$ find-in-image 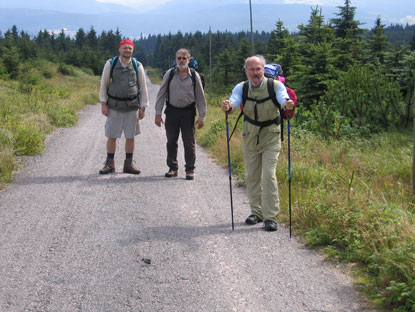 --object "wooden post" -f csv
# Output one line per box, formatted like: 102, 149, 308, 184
249, 0, 254, 55
209, 26, 212, 100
